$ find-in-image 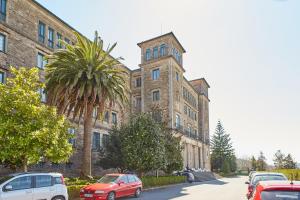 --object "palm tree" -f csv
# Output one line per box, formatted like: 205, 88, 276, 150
45, 31, 128, 177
